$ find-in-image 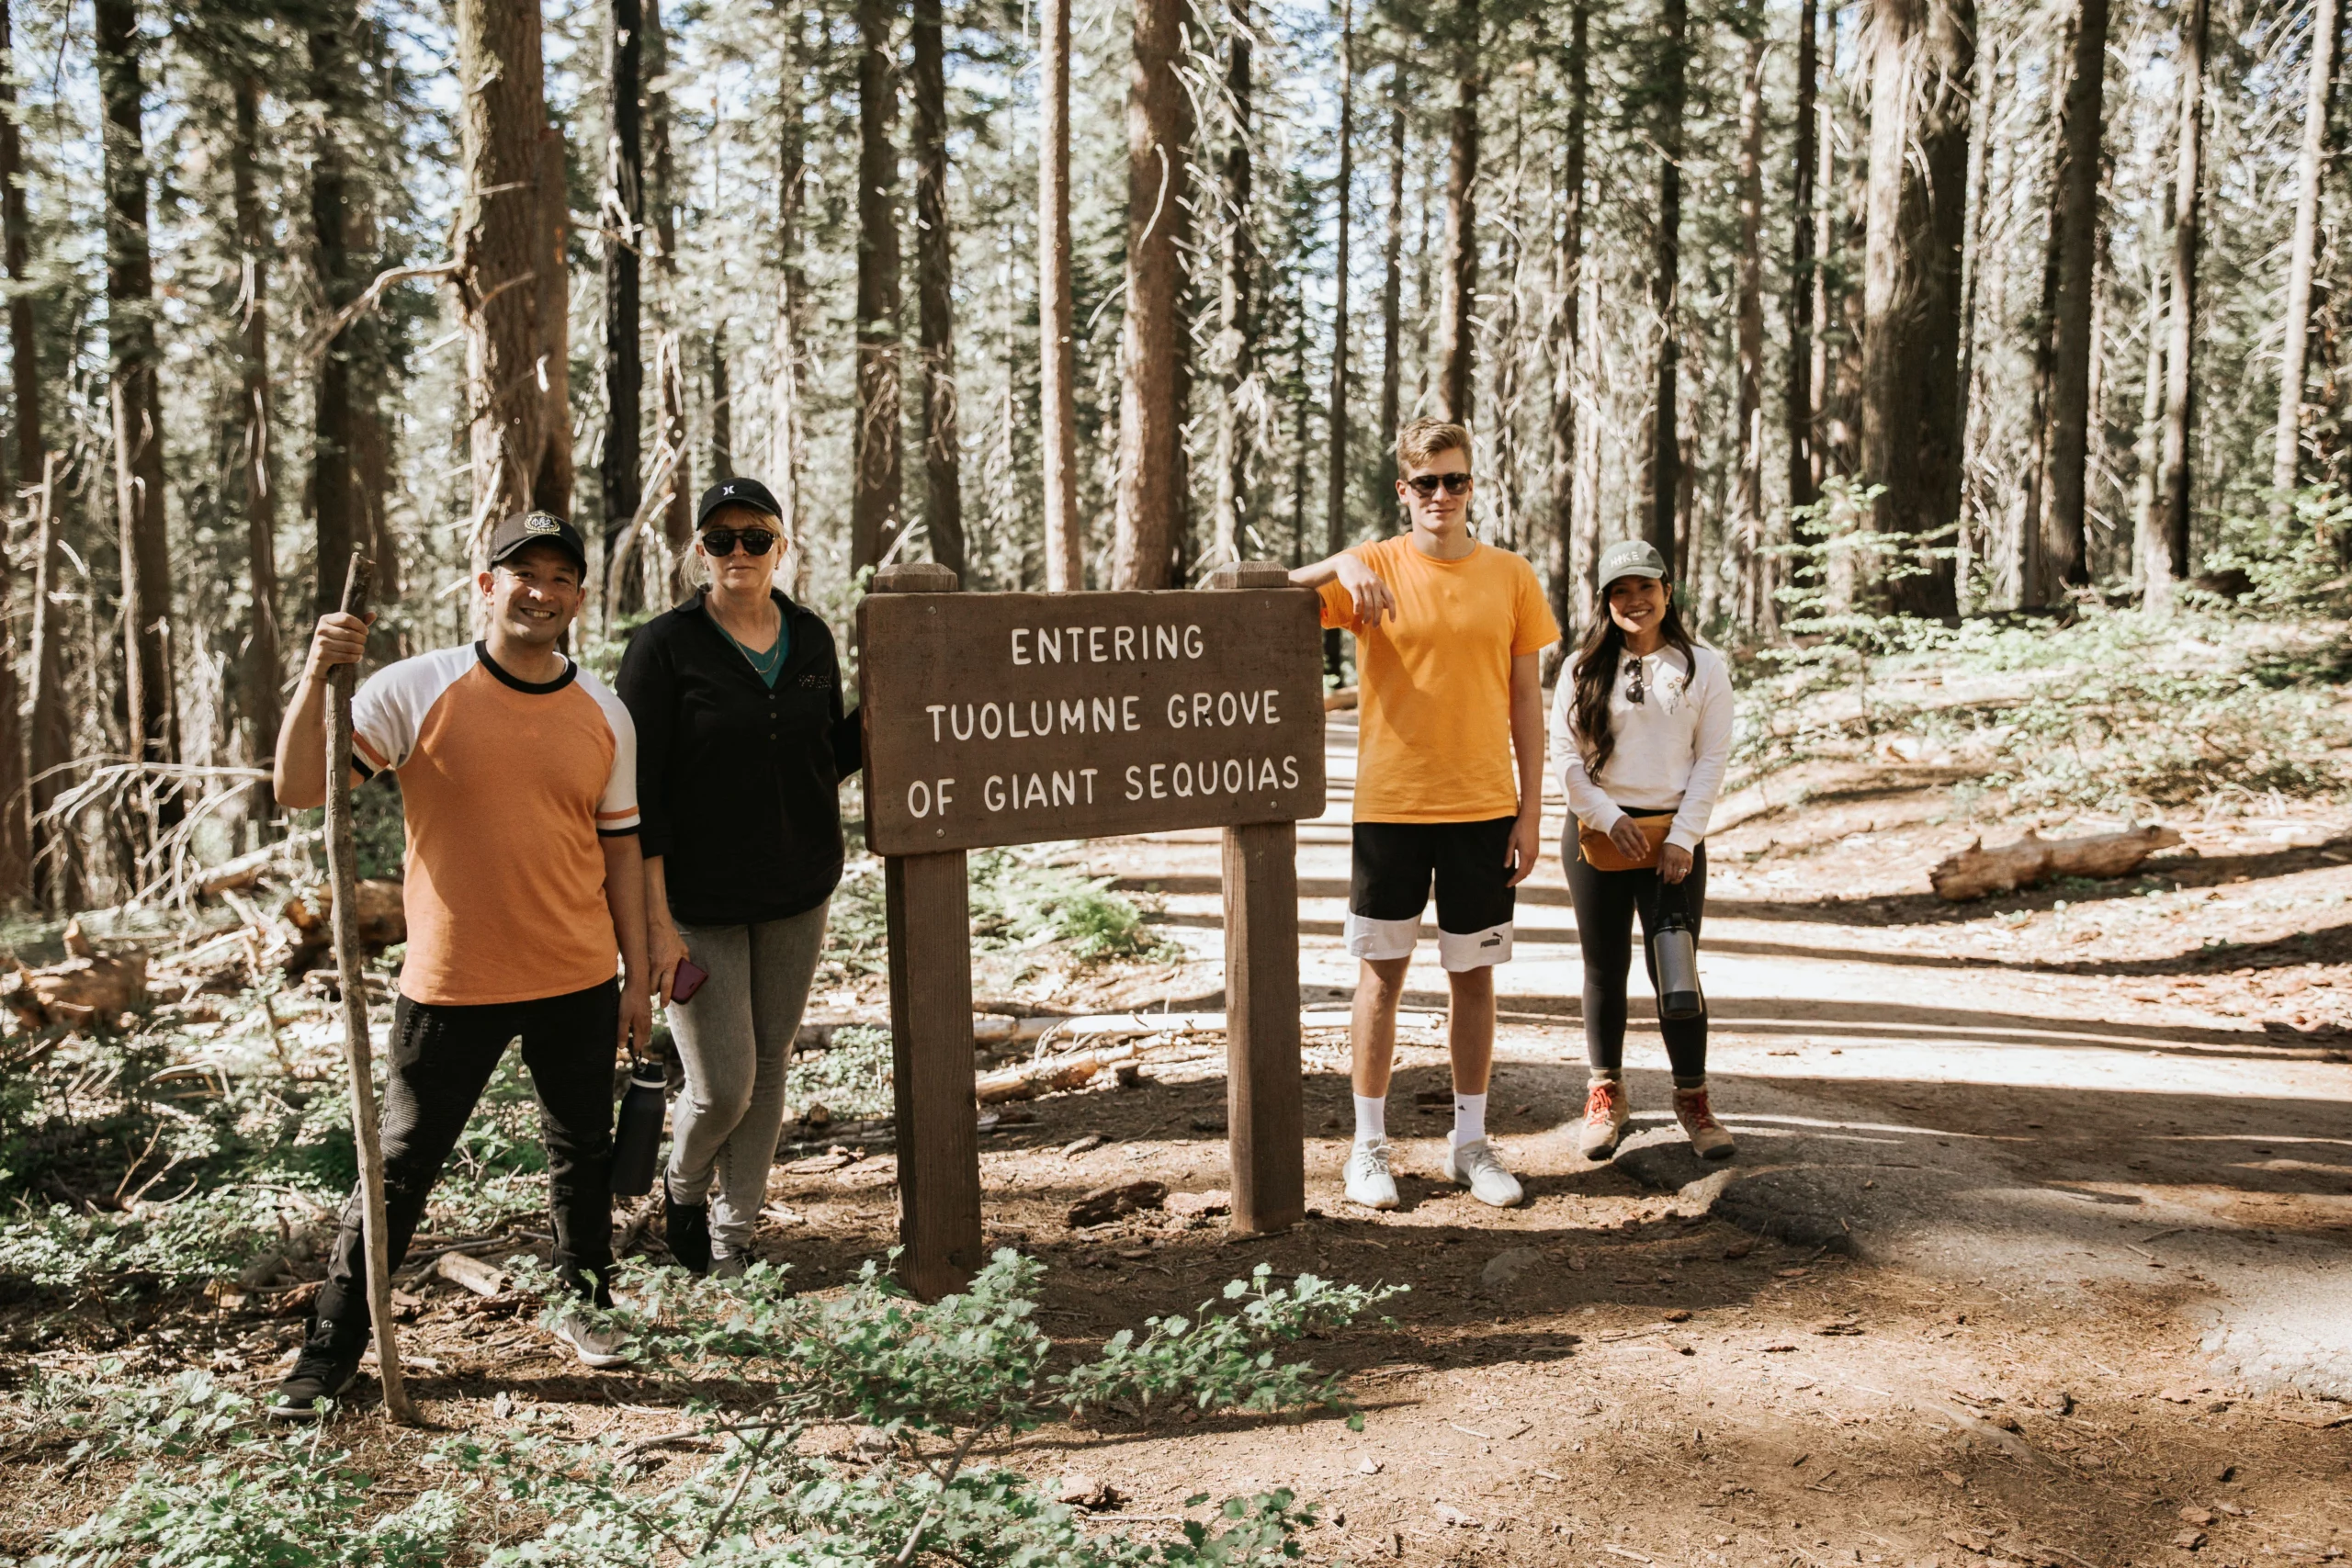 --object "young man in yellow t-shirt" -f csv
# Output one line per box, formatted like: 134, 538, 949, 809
1290, 419, 1559, 1212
